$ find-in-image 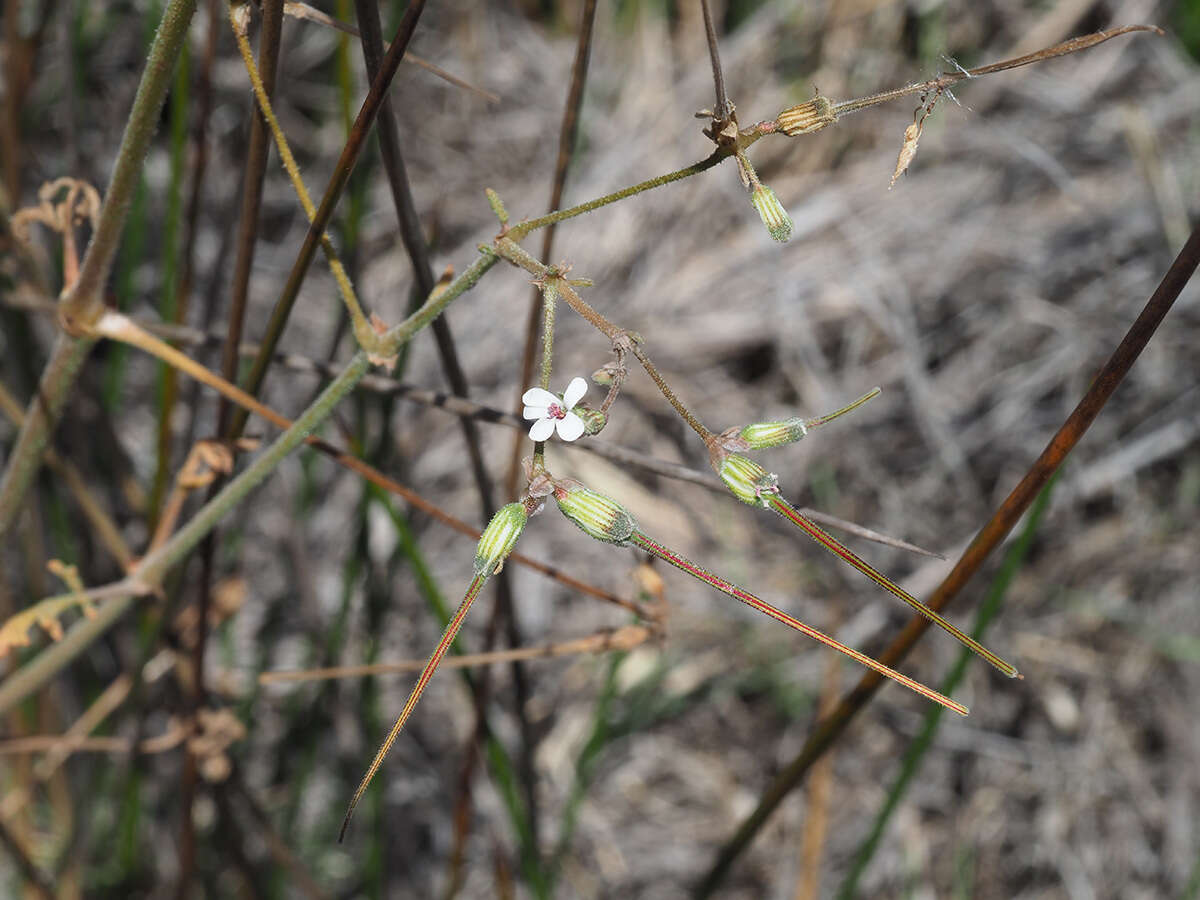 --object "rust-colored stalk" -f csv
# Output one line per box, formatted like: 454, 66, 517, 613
696, 221, 1200, 896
